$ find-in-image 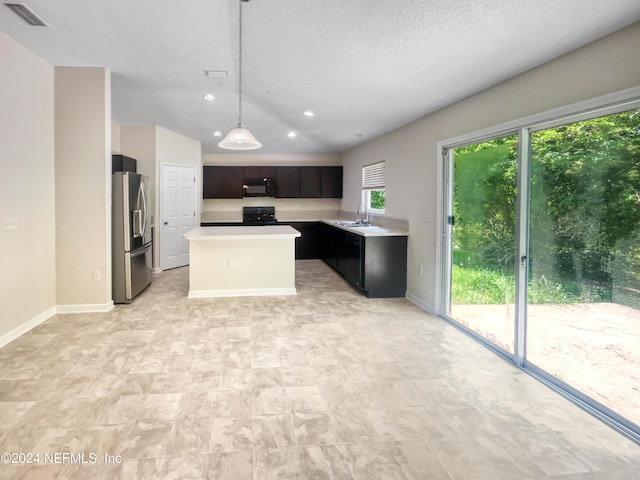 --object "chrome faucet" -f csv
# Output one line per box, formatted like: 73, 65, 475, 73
357, 203, 369, 225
